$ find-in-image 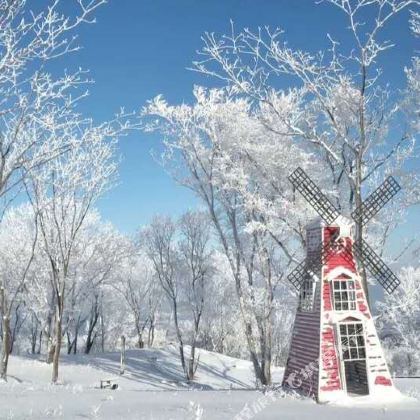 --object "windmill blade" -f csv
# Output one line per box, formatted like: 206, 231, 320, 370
353, 238, 400, 294
288, 234, 346, 290
287, 259, 323, 290
287, 260, 321, 290
289, 167, 340, 225
287, 260, 309, 290
351, 176, 401, 226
